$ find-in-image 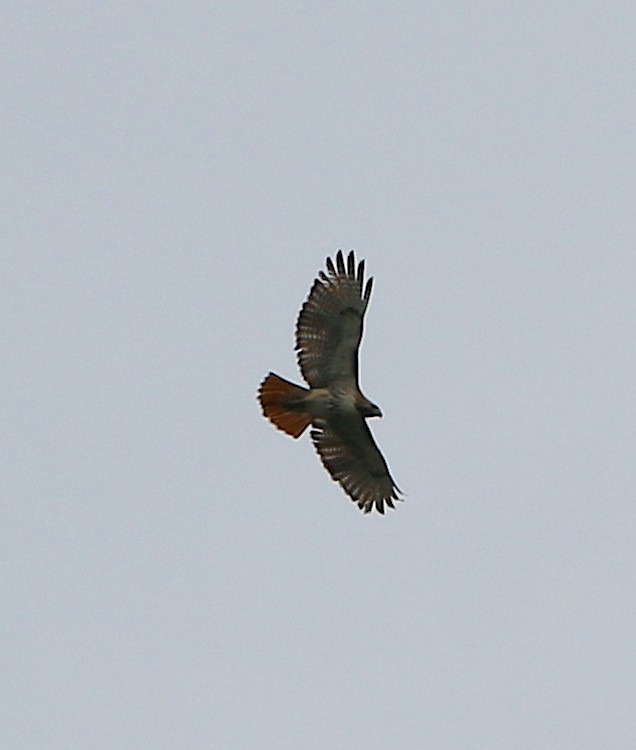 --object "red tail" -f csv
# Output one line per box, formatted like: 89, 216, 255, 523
258, 372, 311, 438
